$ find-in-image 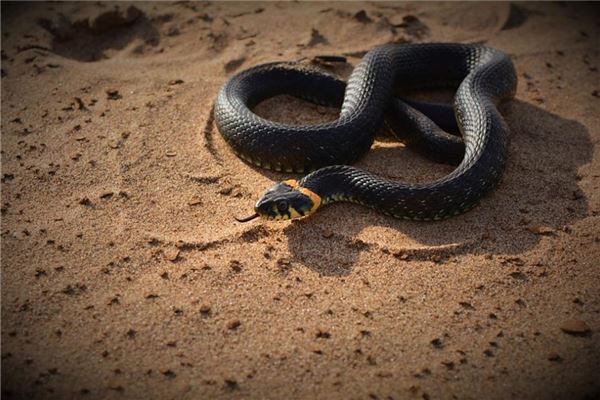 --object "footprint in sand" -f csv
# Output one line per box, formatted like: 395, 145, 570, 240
37, 5, 161, 62
418, 3, 513, 43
